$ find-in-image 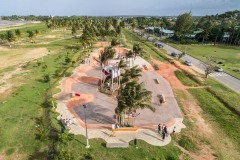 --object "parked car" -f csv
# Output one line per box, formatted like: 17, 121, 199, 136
184, 60, 193, 66
214, 66, 223, 72
171, 52, 177, 57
